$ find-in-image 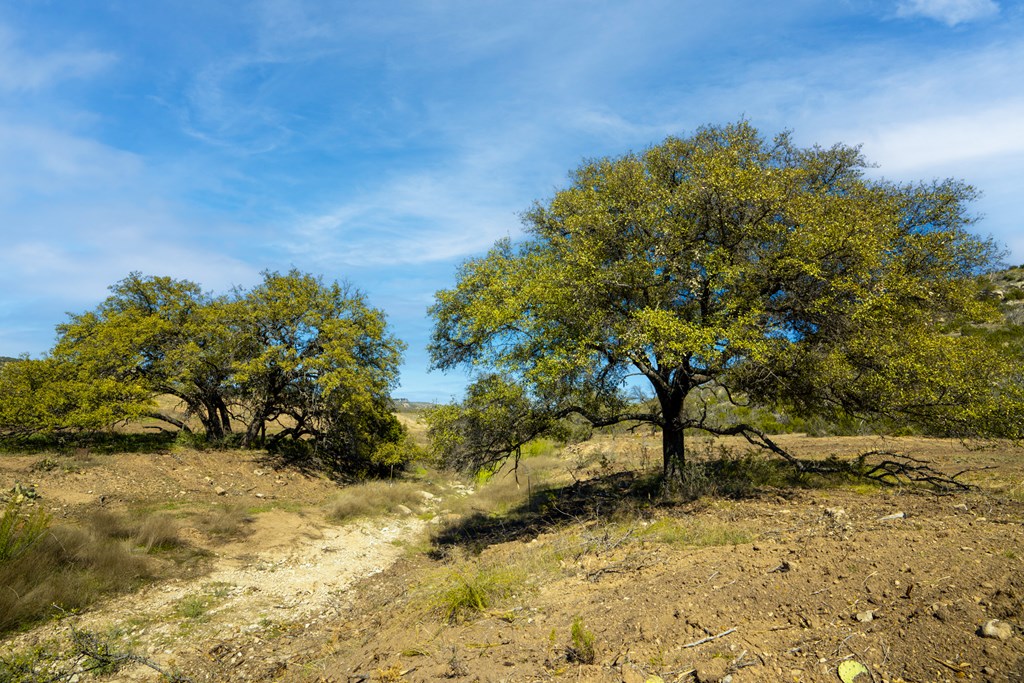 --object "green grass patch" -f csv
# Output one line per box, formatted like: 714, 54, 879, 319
428, 564, 527, 623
